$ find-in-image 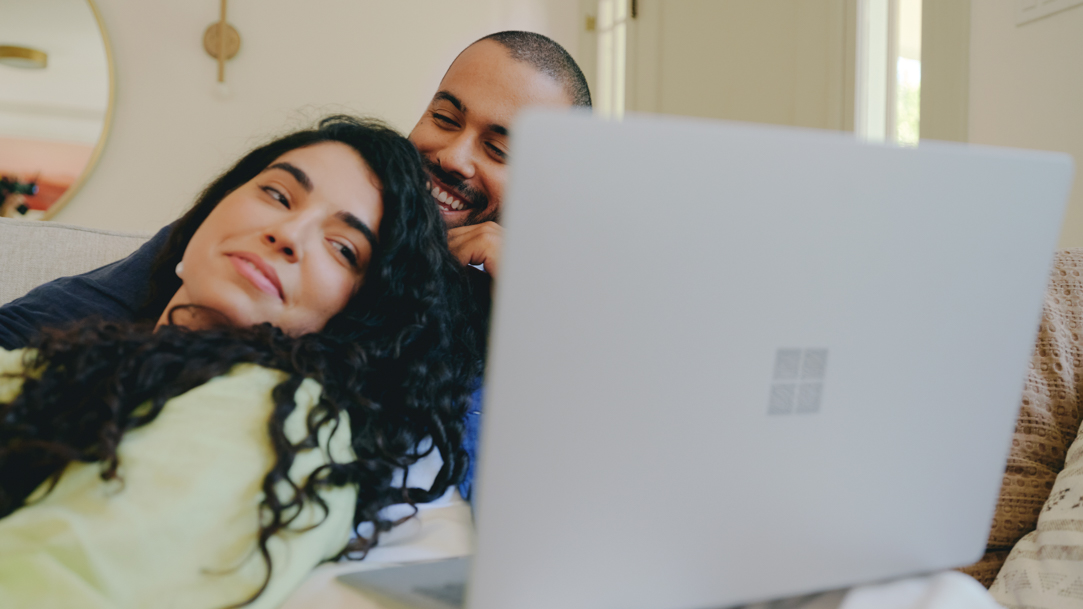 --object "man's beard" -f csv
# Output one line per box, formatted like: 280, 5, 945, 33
423, 157, 499, 227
